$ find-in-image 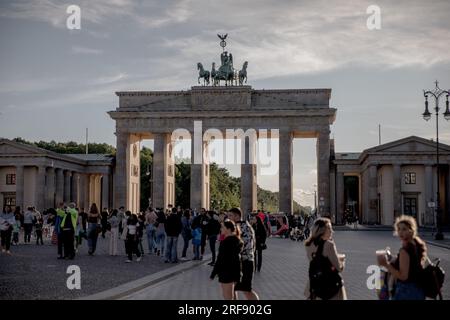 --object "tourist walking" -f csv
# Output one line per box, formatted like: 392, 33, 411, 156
125, 213, 142, 262
87, 203, 100, 255
61, 203, 78, 260
154, 209, 166, 256
145, 208, 158, 254
305, 217, 346, 300
227, 207, 259, 300
1, 206, 15, 254
12, 213, 21, 245
23, 207, 34, 244
108, 209, 120, 256
101, 208, 109, 238
210, 220, 244, 300
251, 214, 267, 272
378, 215, 427, 300
206, 211, 221, 266
55, 203, 65, 259
191, 218, 202, 260
164, 207, 182, 263
180, 209, 192, 260
35, 216, 44, 245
